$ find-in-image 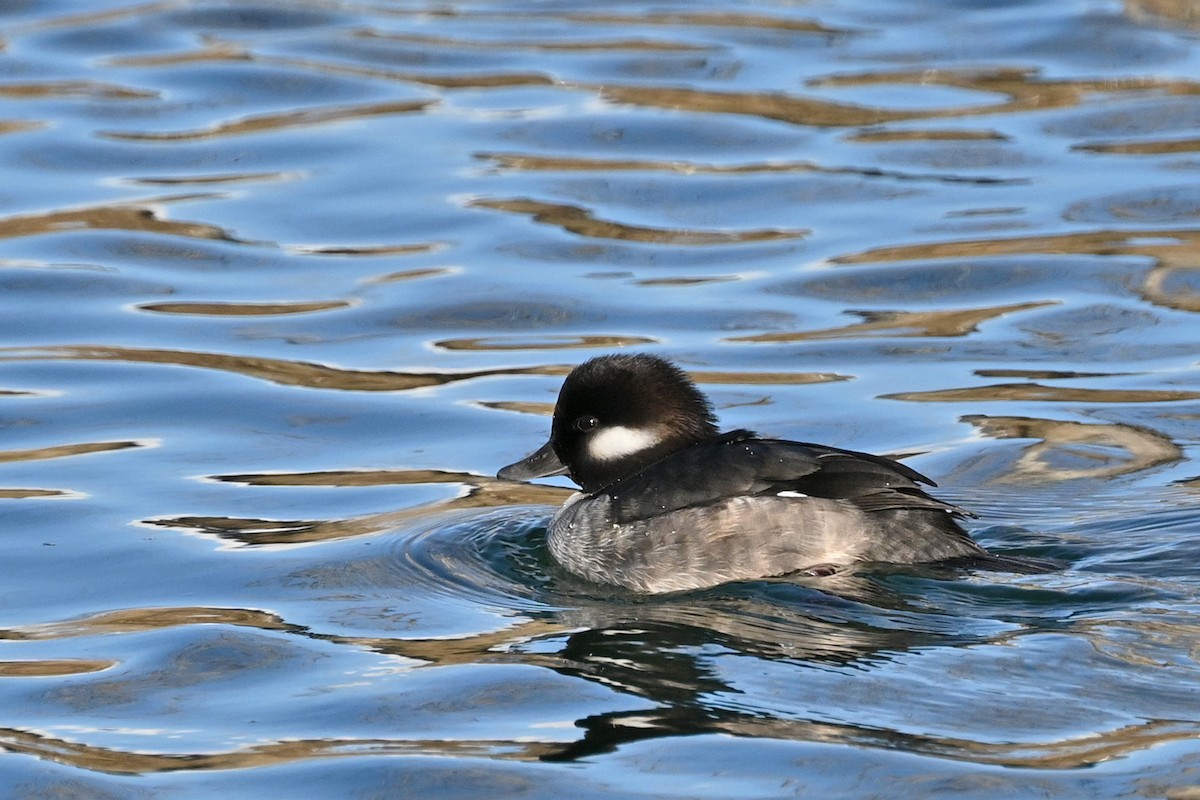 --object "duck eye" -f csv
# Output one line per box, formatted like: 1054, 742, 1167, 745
573, 415, 599, 432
